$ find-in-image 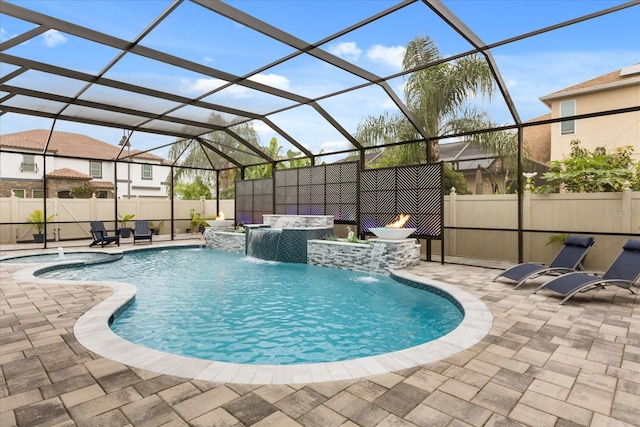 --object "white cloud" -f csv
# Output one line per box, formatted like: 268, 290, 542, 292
321, 140, 350, 152
327, 42, 362, 61
180, 78, 228, 94
248, 73, 291, 90
181, 74, 290, 98
0, 27, 8, 42
252, 121, 272, 137
204, 56, 214, 63
366, 44, 405, 70
41, 29, 67, 47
